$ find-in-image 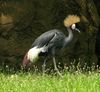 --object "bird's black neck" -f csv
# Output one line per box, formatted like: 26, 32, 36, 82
63, 27, 73, 47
